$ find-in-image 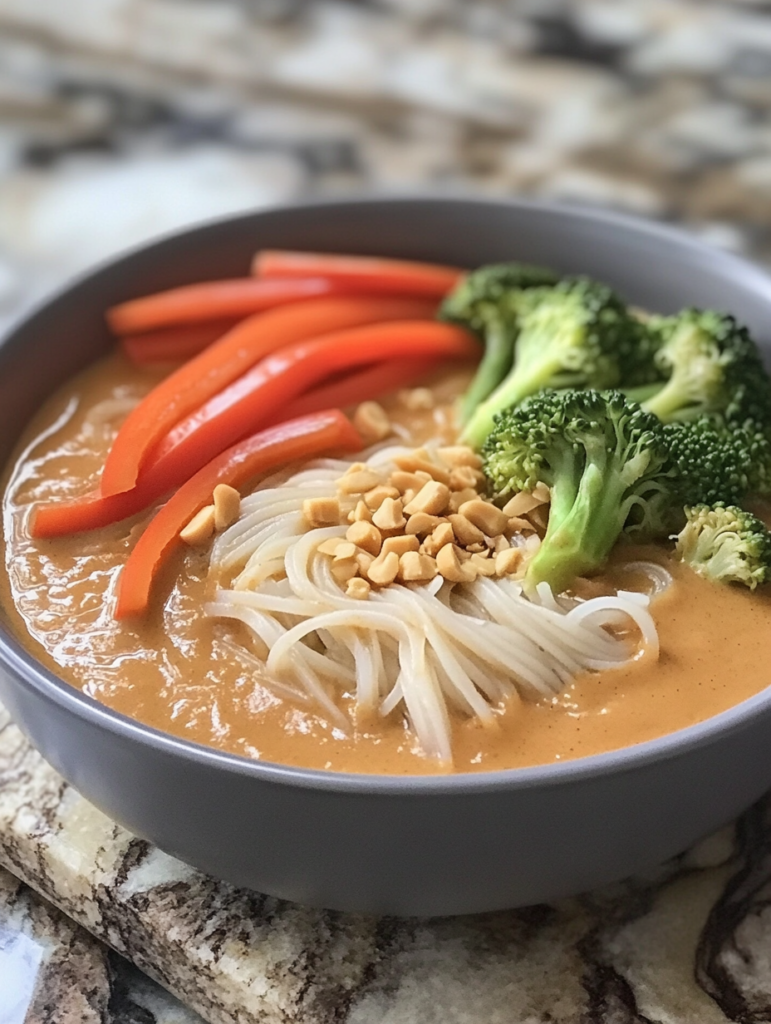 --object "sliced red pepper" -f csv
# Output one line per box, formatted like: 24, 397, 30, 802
114, 410, 362, 620
121, 319, 241, 364
30, 356, 441, 539
100, 295, 436, 497
281, 358, 440, 420
137, 321, 476, 496
107, 277, 347, 335
253, 250, 464, 298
